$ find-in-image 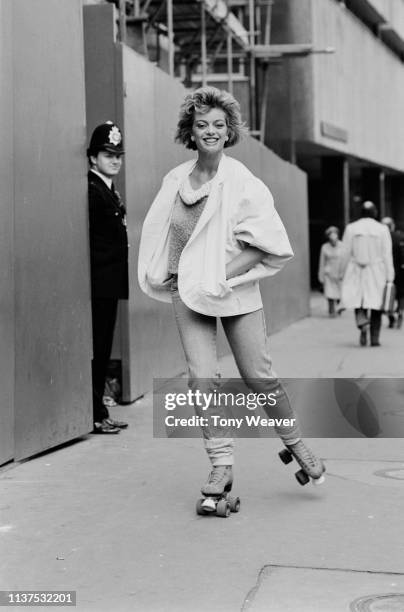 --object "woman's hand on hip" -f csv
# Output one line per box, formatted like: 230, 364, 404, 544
226, 246, 267, 280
